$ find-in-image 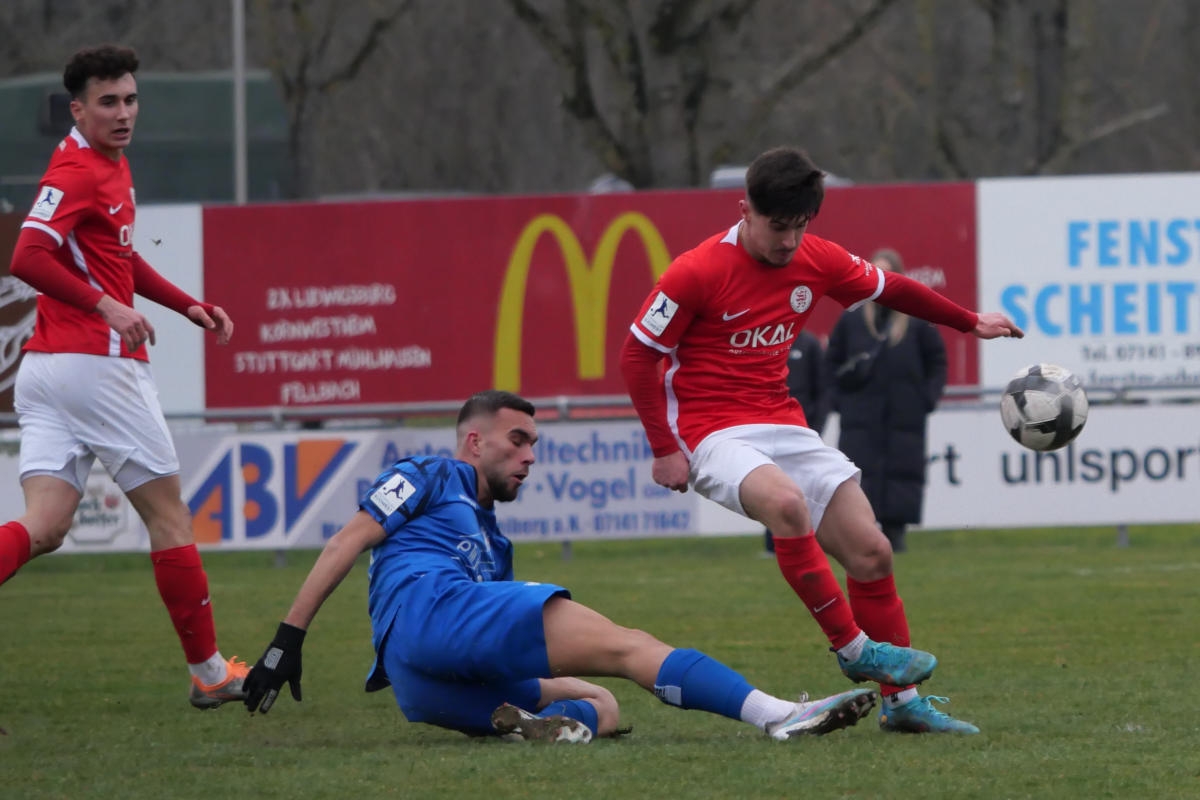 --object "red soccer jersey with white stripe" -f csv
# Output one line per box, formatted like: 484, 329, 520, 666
628, 223, 884, 453
20, 128, 144, 360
